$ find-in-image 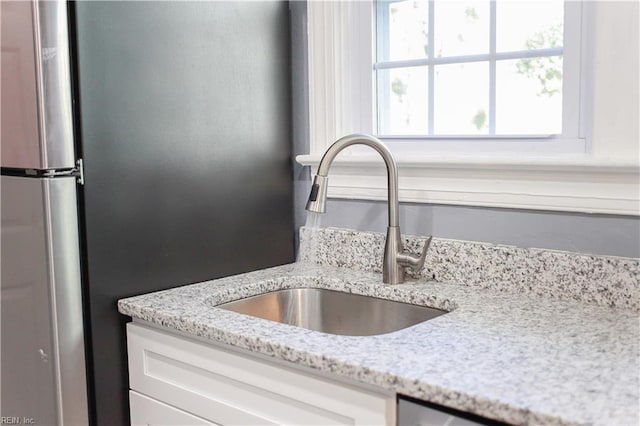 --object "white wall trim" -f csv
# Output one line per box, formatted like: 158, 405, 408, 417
308, 0, 374, 151
297, 154, 640, 215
